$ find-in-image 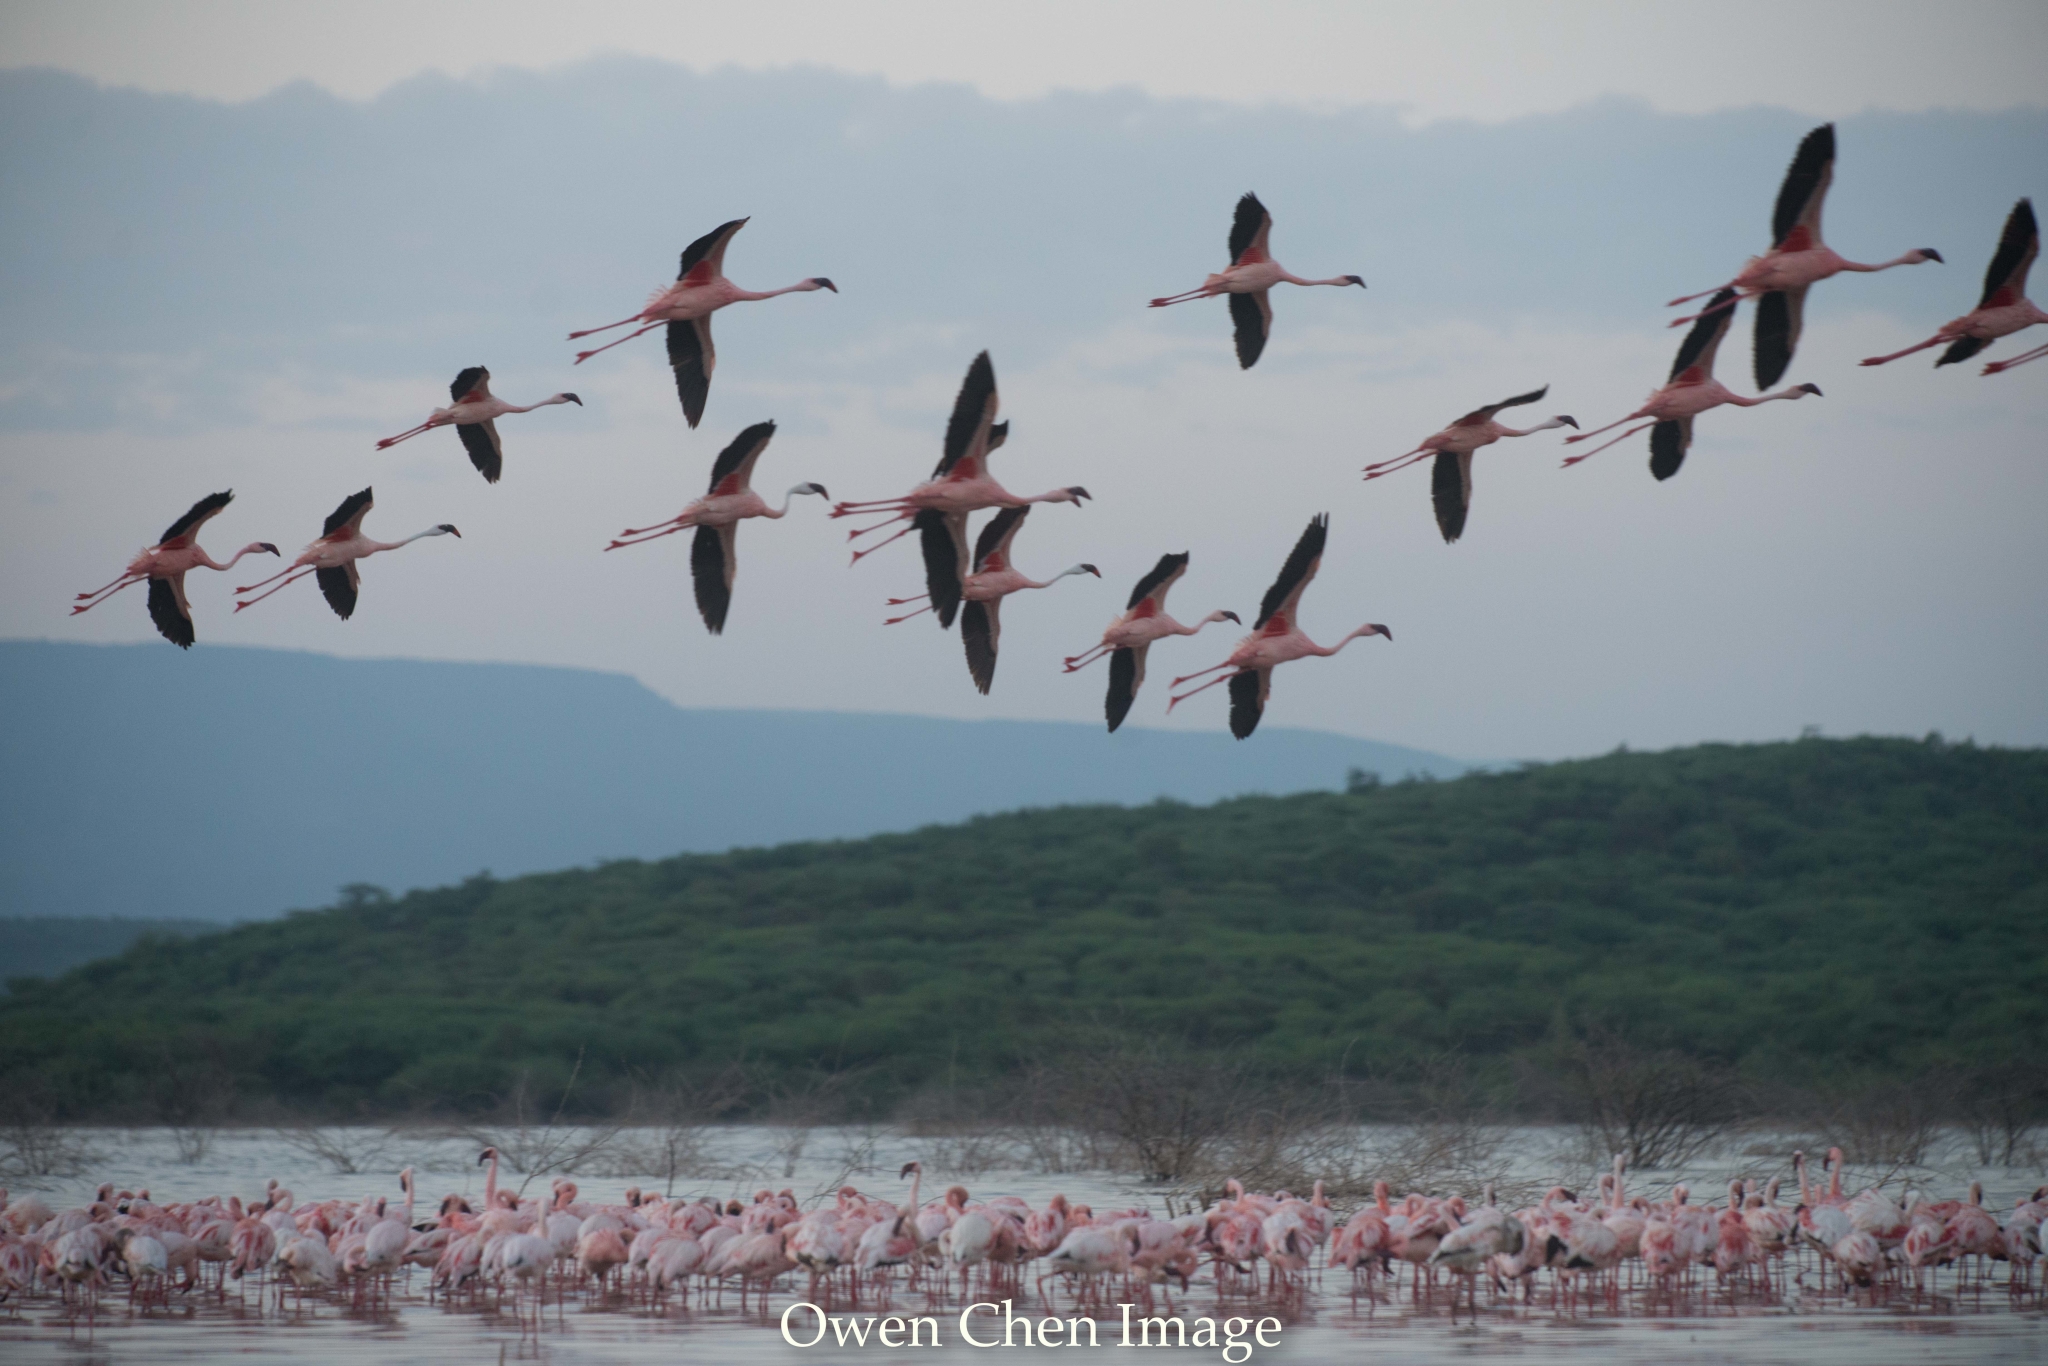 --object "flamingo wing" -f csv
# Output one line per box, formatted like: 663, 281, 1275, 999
449, 366, 491, 404
1230, 290, 1272, 369
1229, 192, 1272, 266
915, 509, 969, 629
316, 562, 360, 620
1649, 417, 1695, 481
1105, 645, 1144, 733
1976, 197, 2037, 312
147, 573, 195, 649
678, 218, 748, 284
961, 596, 1002, 694
1450, 386, 1548, 428
1752, 286, 1808, 389
1669, 291, 1737, 382
323, 487, 375, 537
1227, 667, 1269, 740
1771, 123, 1834, 250
705, 420, 777, 496
158, 489, 234, 546
668, 316, 716, 428
1256, 513, 1328, 631
691, 524, 737, 634
1126, 552, 1189, 612
935, 350, 999, 478
972, 506, 1029, 575
457, 420, 503, 484
1430, 451, 1473, 543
